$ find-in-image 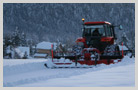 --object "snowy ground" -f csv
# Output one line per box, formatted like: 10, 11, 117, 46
3, 56, 135, 87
